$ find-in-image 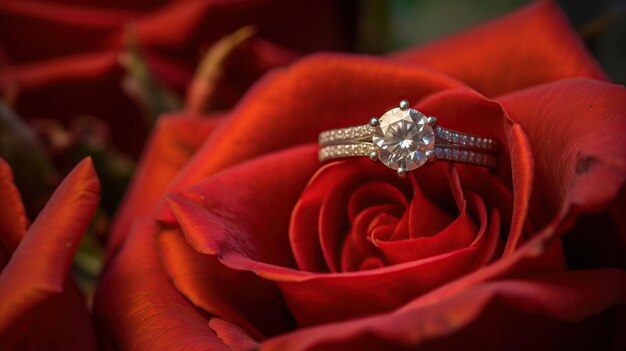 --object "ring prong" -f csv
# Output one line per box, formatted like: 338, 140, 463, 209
369, 117, 380, 127
369, 151, 378, 162
427, 116, 437, 126
399, 100, 410, 110
397, 168, 408, 178
426, 150, 436, 162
